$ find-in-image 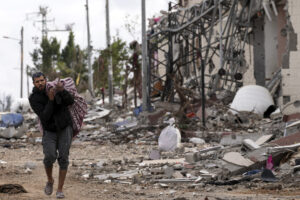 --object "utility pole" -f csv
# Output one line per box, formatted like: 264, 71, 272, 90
26, 65, 29, 97
28, 6, 53, 39
27, 7, 71, 42
39, 6, 49, 39
3, 27, 24, 98
106, 0, 114, 106
85, 0, 94, 97
141, 0, 149, 111
20, 27, 24, 98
